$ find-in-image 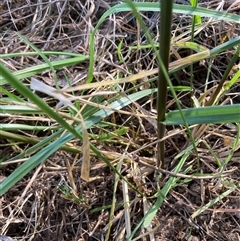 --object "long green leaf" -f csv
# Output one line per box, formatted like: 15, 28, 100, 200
0, 124, 58, 131
1, 51, 82, 59
0, 105, 41, 114
165, 104, 240, 125
94, 3, 240, 31
0, 55, 88, 85
0, 88, 157, 195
